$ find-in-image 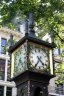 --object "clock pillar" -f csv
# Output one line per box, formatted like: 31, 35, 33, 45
9, 12, 56, 96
